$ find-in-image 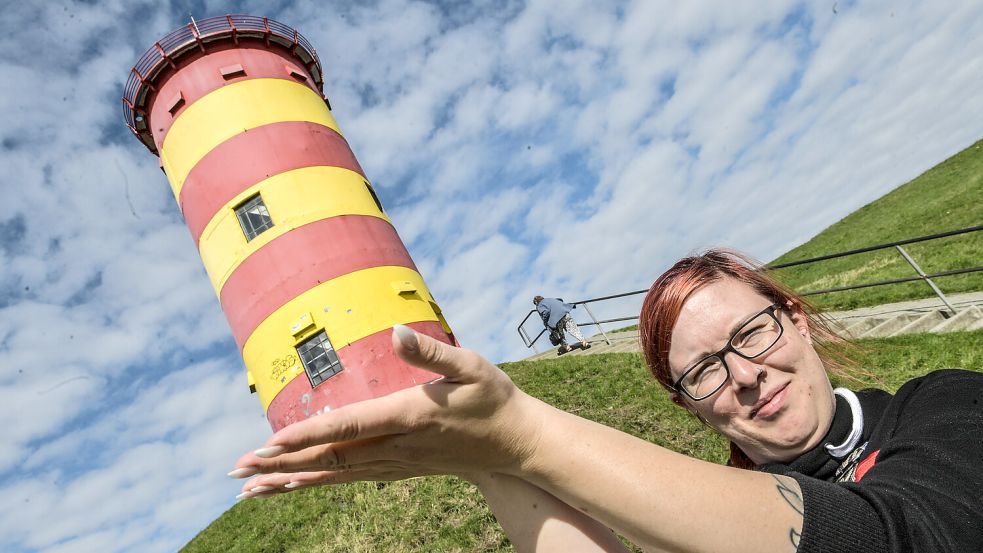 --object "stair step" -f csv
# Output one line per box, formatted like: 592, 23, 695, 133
843, 316, 890, 338
889, 310, 947, 337
860, 313, 923, 338
827, 319, 854, 337
929, 306, 983, 333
